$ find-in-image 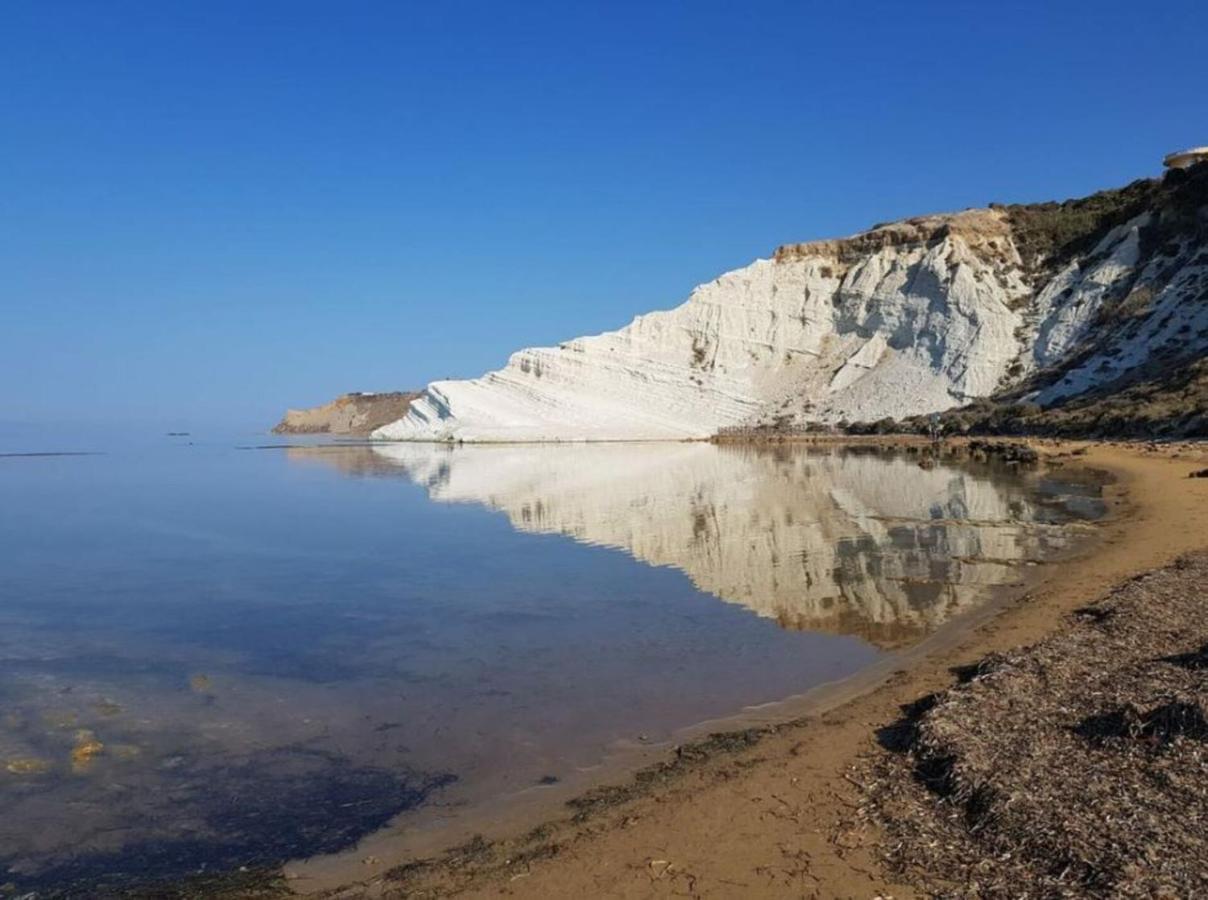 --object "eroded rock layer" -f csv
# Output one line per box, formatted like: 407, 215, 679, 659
273, 392, 420, 436
376, 166, 1208, 442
